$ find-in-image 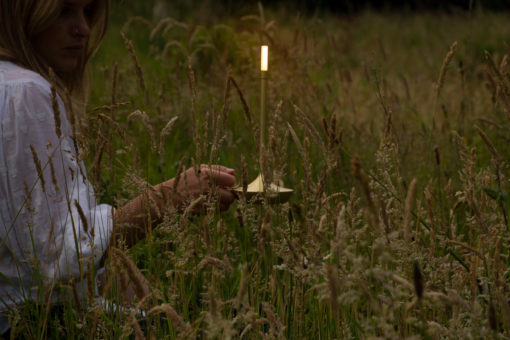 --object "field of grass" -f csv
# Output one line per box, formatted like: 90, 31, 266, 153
9, 2, 510, 339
